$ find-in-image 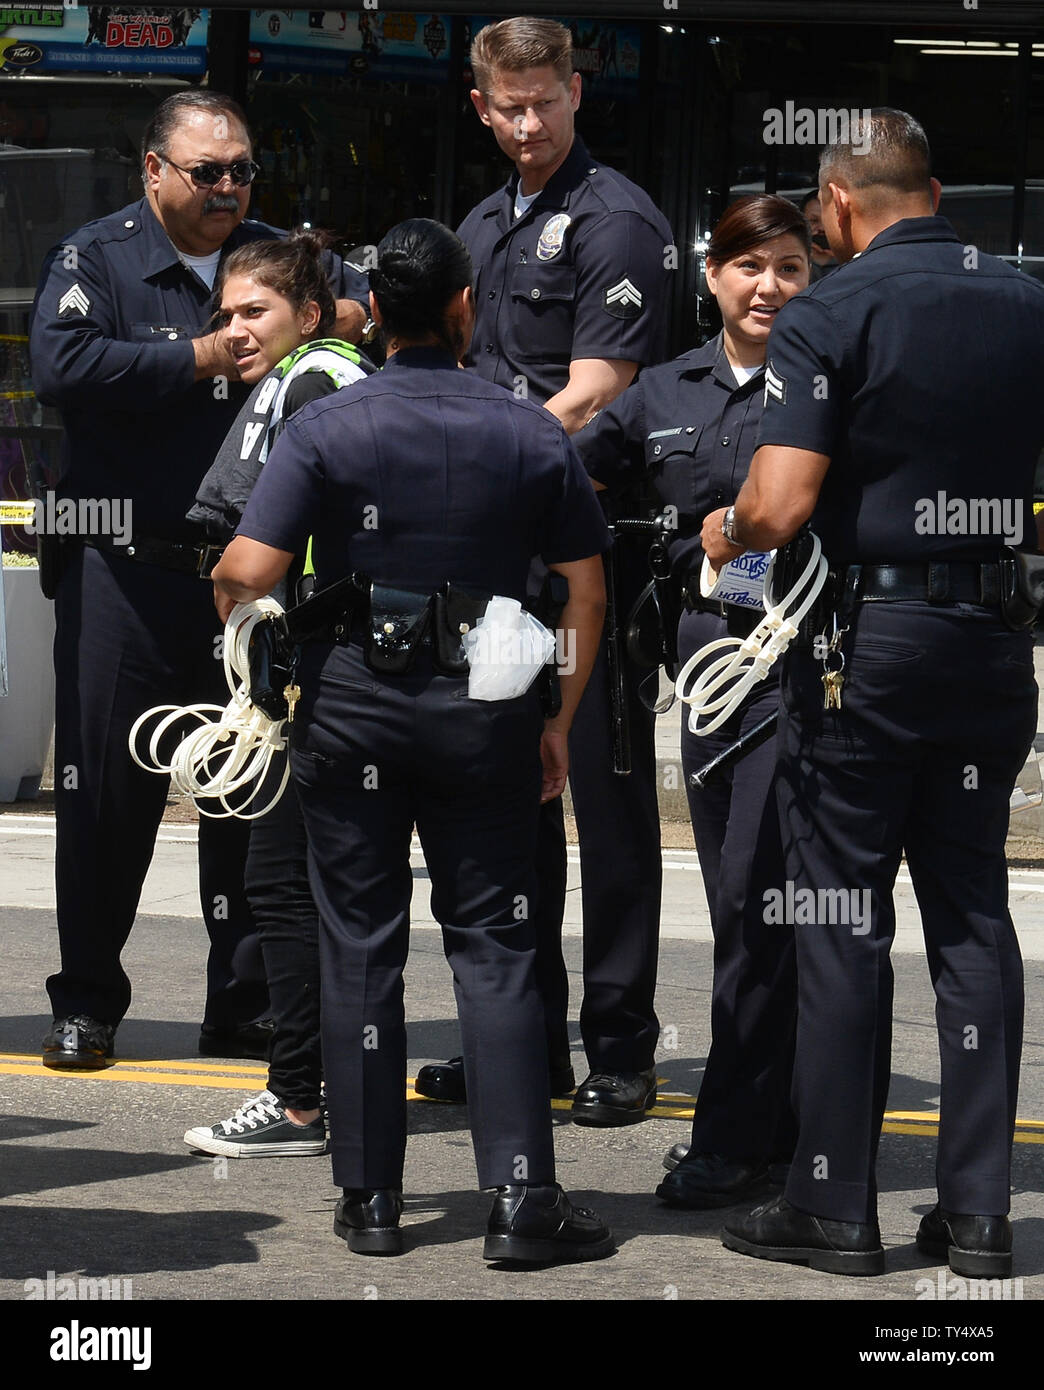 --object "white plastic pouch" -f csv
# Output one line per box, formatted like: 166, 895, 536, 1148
463, 595, 556, 701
